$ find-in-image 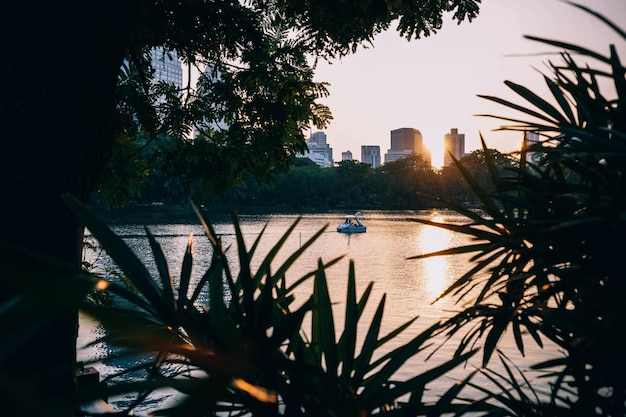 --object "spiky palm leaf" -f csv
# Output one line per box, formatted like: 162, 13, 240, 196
68, 196, 478, 416
408, 3, 626, 415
